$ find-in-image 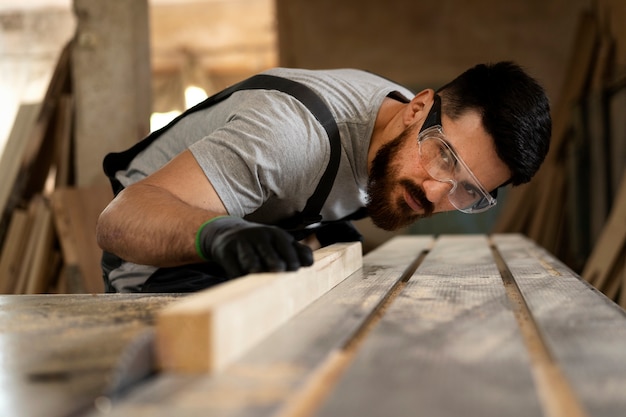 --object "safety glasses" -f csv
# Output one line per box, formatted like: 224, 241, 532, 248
417, 95, 497, 213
